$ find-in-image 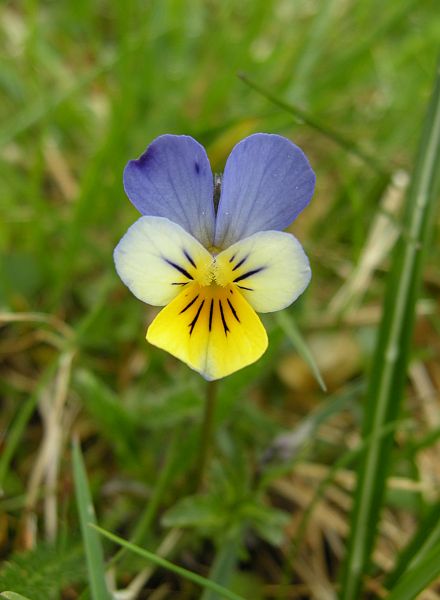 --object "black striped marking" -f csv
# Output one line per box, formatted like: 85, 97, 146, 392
183, 249, 196, 268
208, 299, 214, 331
165, 259, 193, 280
218, 300, 230, 335
233, 267, 264, 283
232, 256, 248, 271
180, 295, 199, 314
227, 299, 240, 322
189, 300, 205, 335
